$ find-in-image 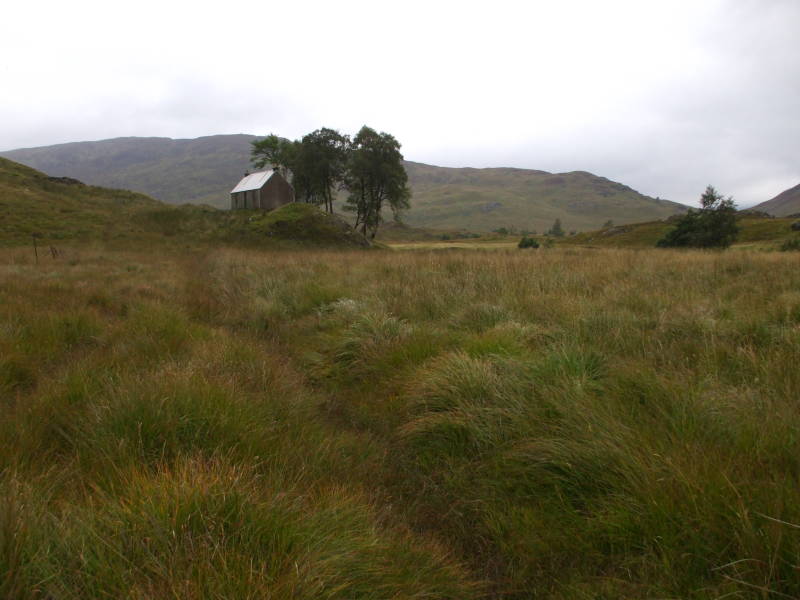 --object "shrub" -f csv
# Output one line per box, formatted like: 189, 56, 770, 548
518, 236, 539, 249
657, 185, 738, 248
547, 218, 565, 237
780, 236, 800, 251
